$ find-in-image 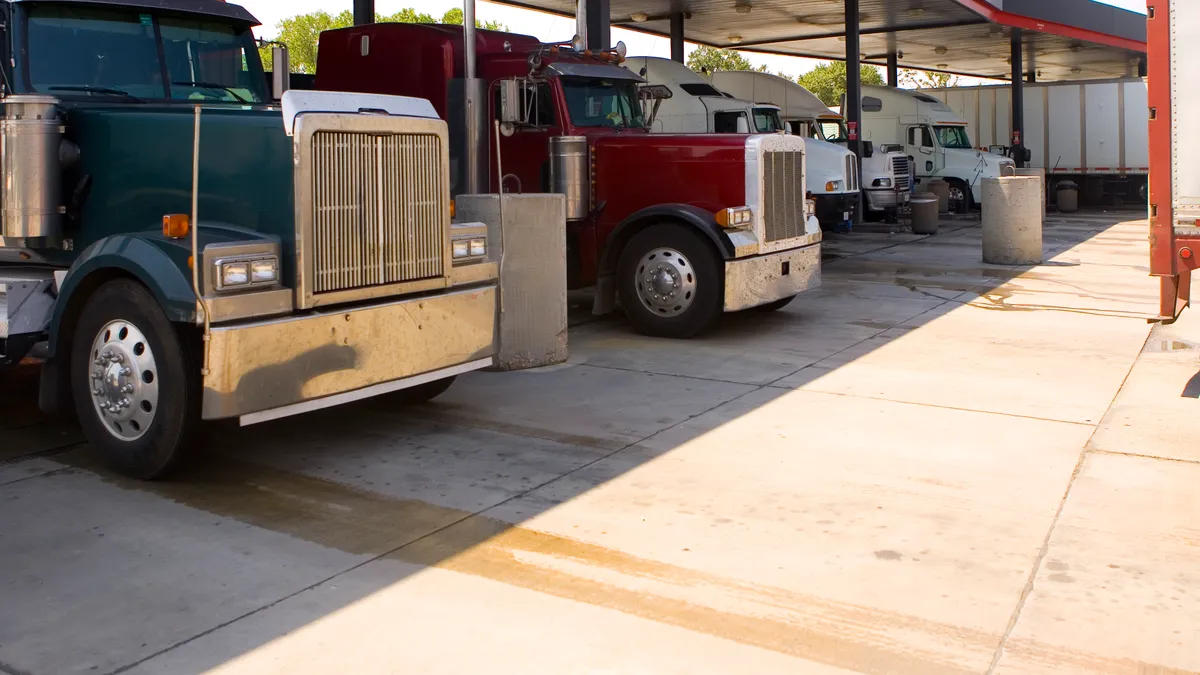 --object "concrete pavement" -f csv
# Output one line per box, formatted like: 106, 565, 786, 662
2, 212, 1197, 675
